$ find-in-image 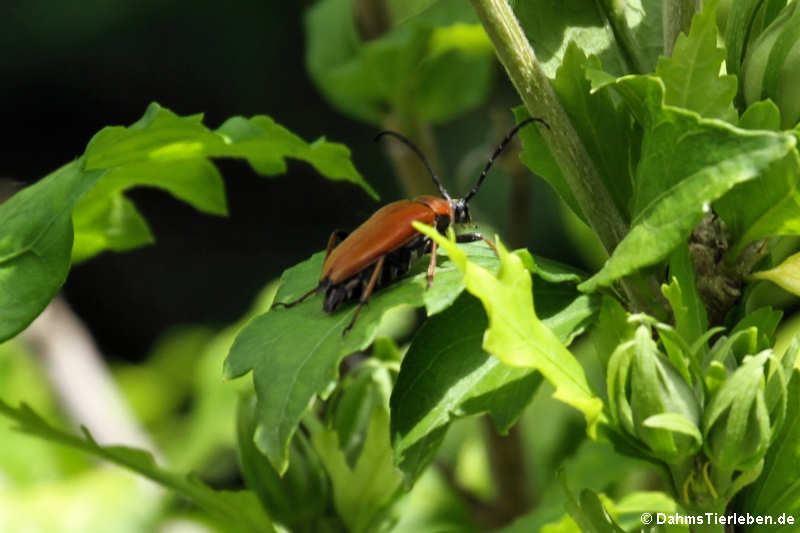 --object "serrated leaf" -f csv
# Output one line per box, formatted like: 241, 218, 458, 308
0, 159, 105, 342
224, 241, 497, 473
579, 76, 796, 291
0, 399, 275, 533
656, 0, 737, 121
86, 103, 375, 199
311, 402, 402, 533
415, 224, 604, 435
391, 294, 538, 482
753, 251, 800, 296
662, 243, 708, 348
